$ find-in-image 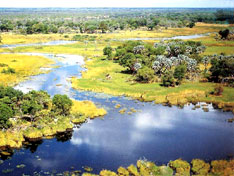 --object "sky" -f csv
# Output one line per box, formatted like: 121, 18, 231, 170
0, 0, 233, 8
